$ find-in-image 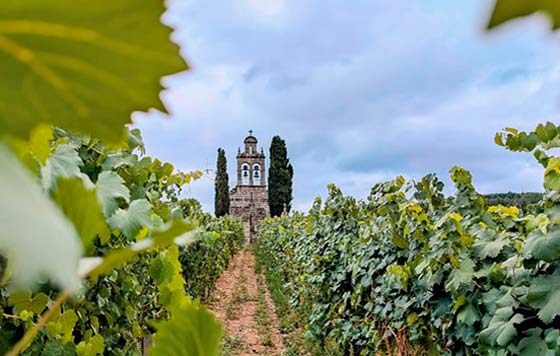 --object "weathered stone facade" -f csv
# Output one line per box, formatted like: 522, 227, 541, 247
229, 132, 270, 242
